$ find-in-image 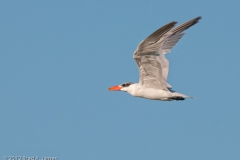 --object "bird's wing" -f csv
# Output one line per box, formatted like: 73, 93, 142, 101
134, 17, 201, 90
157, 32, 185, 88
